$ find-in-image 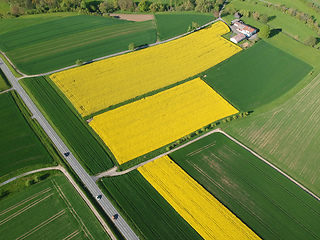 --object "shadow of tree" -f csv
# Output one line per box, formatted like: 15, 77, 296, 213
269, 28, 282, 38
